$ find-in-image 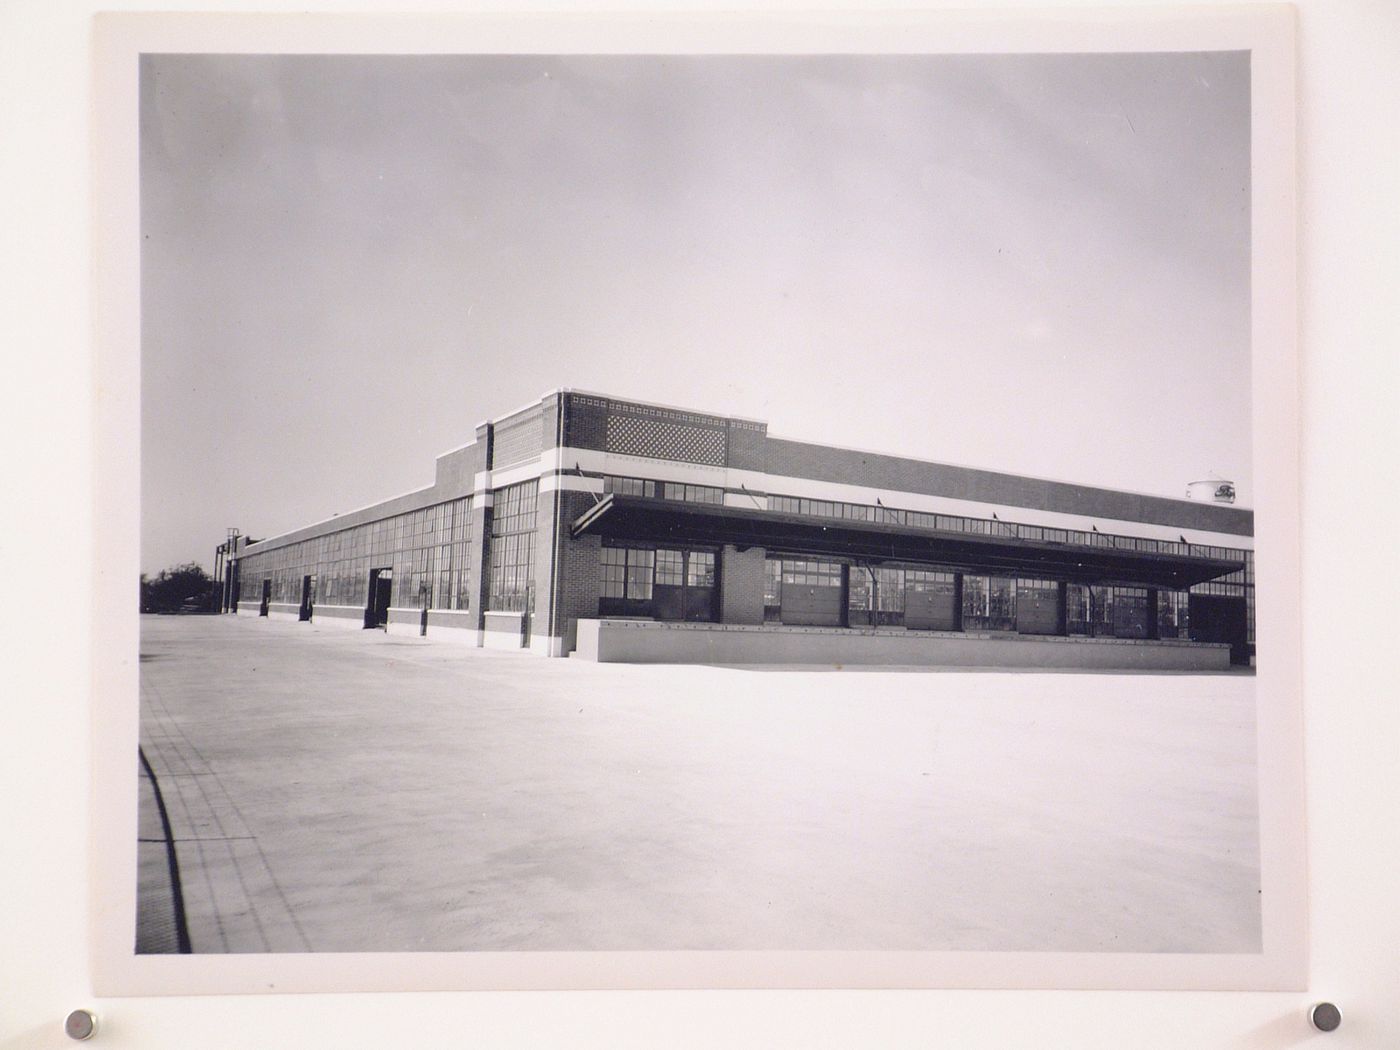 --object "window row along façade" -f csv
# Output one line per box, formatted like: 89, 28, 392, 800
214, 389, 1254, 671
